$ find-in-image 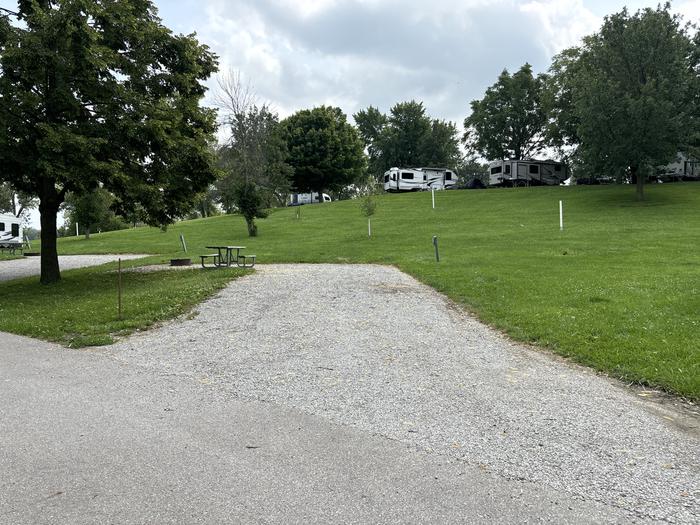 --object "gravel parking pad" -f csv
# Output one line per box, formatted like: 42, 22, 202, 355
107, 264, 699, 523
0, 254, 147, 282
